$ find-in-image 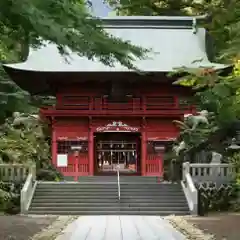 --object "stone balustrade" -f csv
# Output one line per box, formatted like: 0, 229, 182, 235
183, 162, 237, 185
181, 162, 237, 215
0, 164, 35, 182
